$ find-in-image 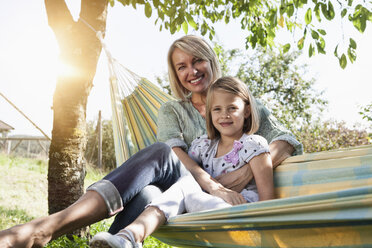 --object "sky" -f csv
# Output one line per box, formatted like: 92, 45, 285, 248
0, 1, 371, 138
